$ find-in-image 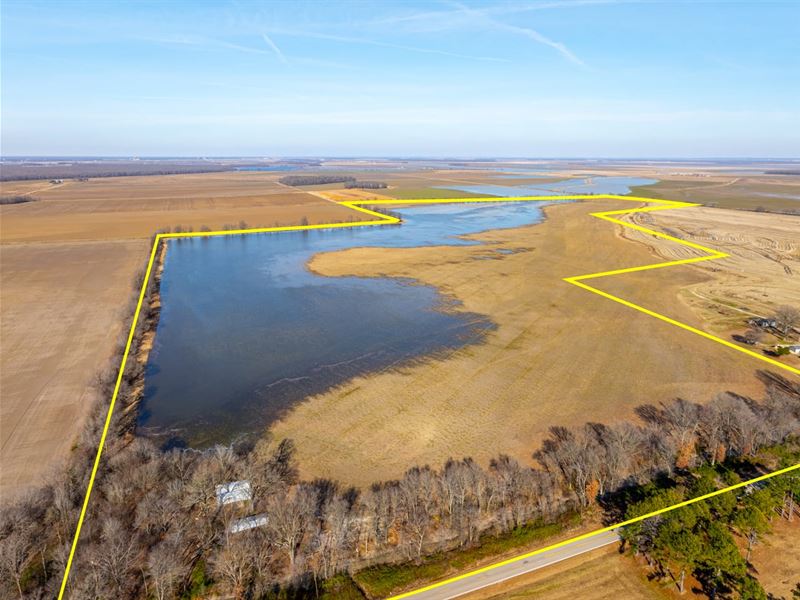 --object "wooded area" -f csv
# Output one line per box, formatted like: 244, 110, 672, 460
0, 195, 36, 205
